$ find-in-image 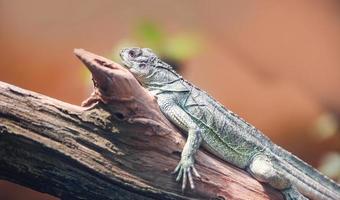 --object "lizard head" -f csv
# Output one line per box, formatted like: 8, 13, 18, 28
119, 47, 161, 83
